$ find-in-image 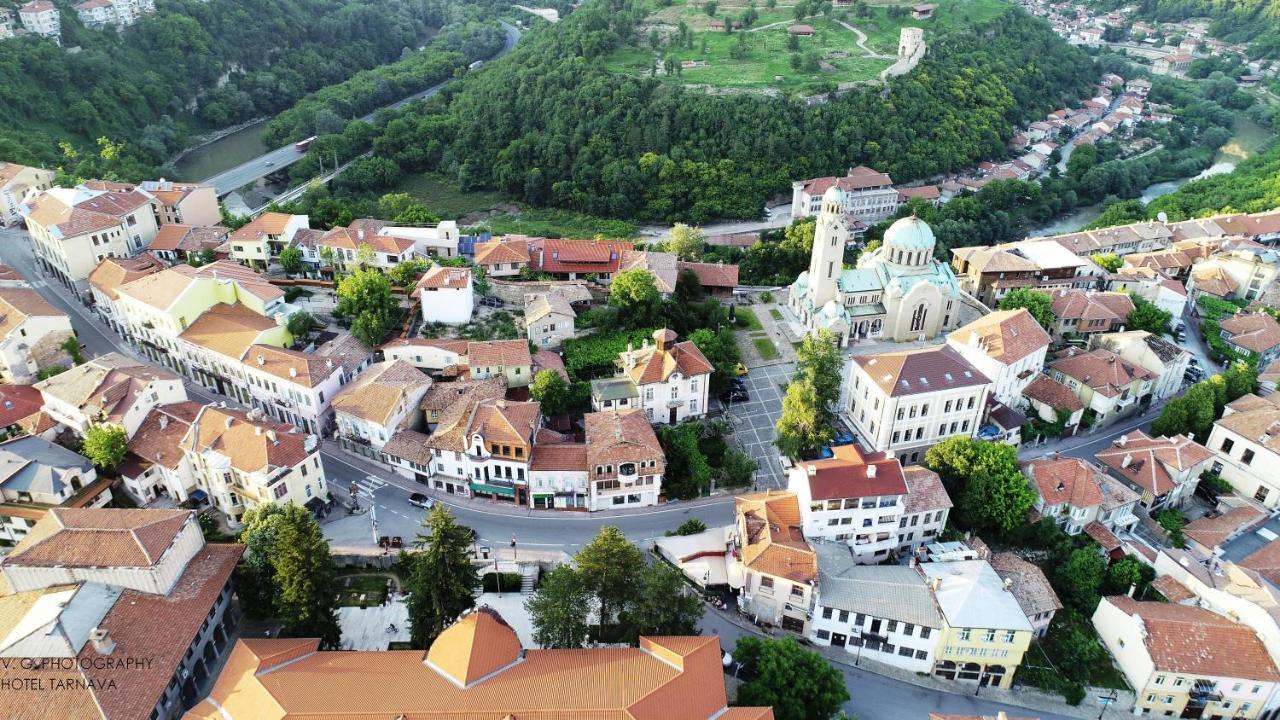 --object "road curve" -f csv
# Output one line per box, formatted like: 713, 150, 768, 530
201, 20, 522, 194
